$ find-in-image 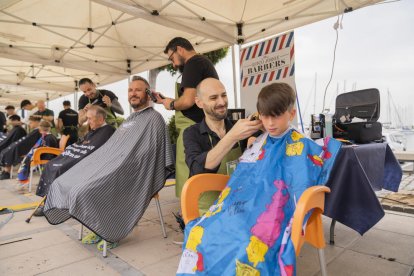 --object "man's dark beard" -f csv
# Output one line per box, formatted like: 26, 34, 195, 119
206, 106, 228, 121
129, 97, 147, 110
